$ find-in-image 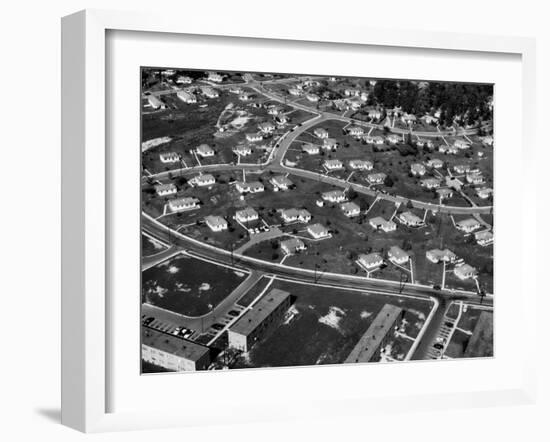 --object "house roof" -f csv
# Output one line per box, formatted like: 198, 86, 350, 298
359, 253, 383, 266
307, 223, 328, 236
204, 215, 227, 226
141, 327, 209, 362
388, 246, 408, 260
280, 237, 305, 251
